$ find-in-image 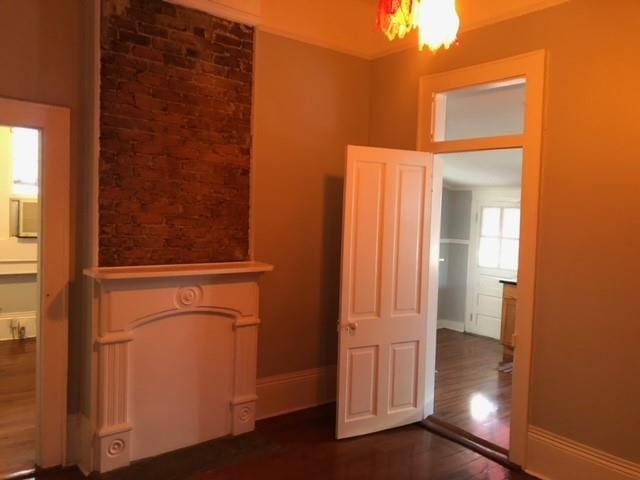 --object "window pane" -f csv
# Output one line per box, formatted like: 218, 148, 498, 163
499, 239, 520, 271
11, 127, 40, 196
438, 81, 526, 141
481, 207, 500, 236
502, 208, 520, 239
478, 237, 500, 268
